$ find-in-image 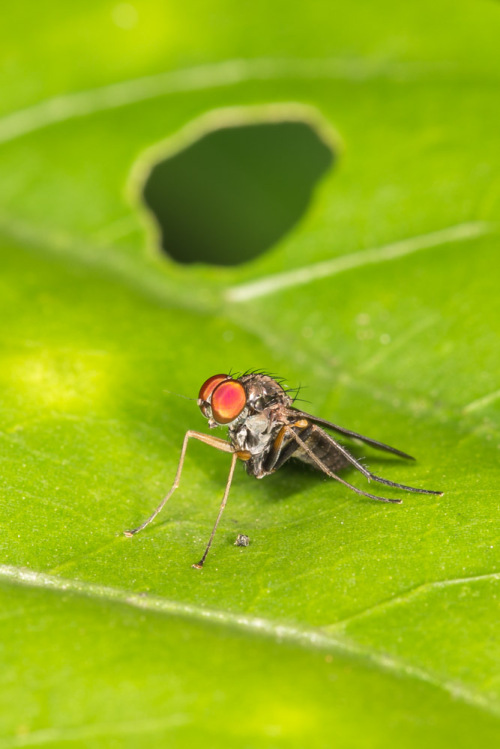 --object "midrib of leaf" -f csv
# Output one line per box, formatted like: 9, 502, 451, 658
0, 563, 498, 718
